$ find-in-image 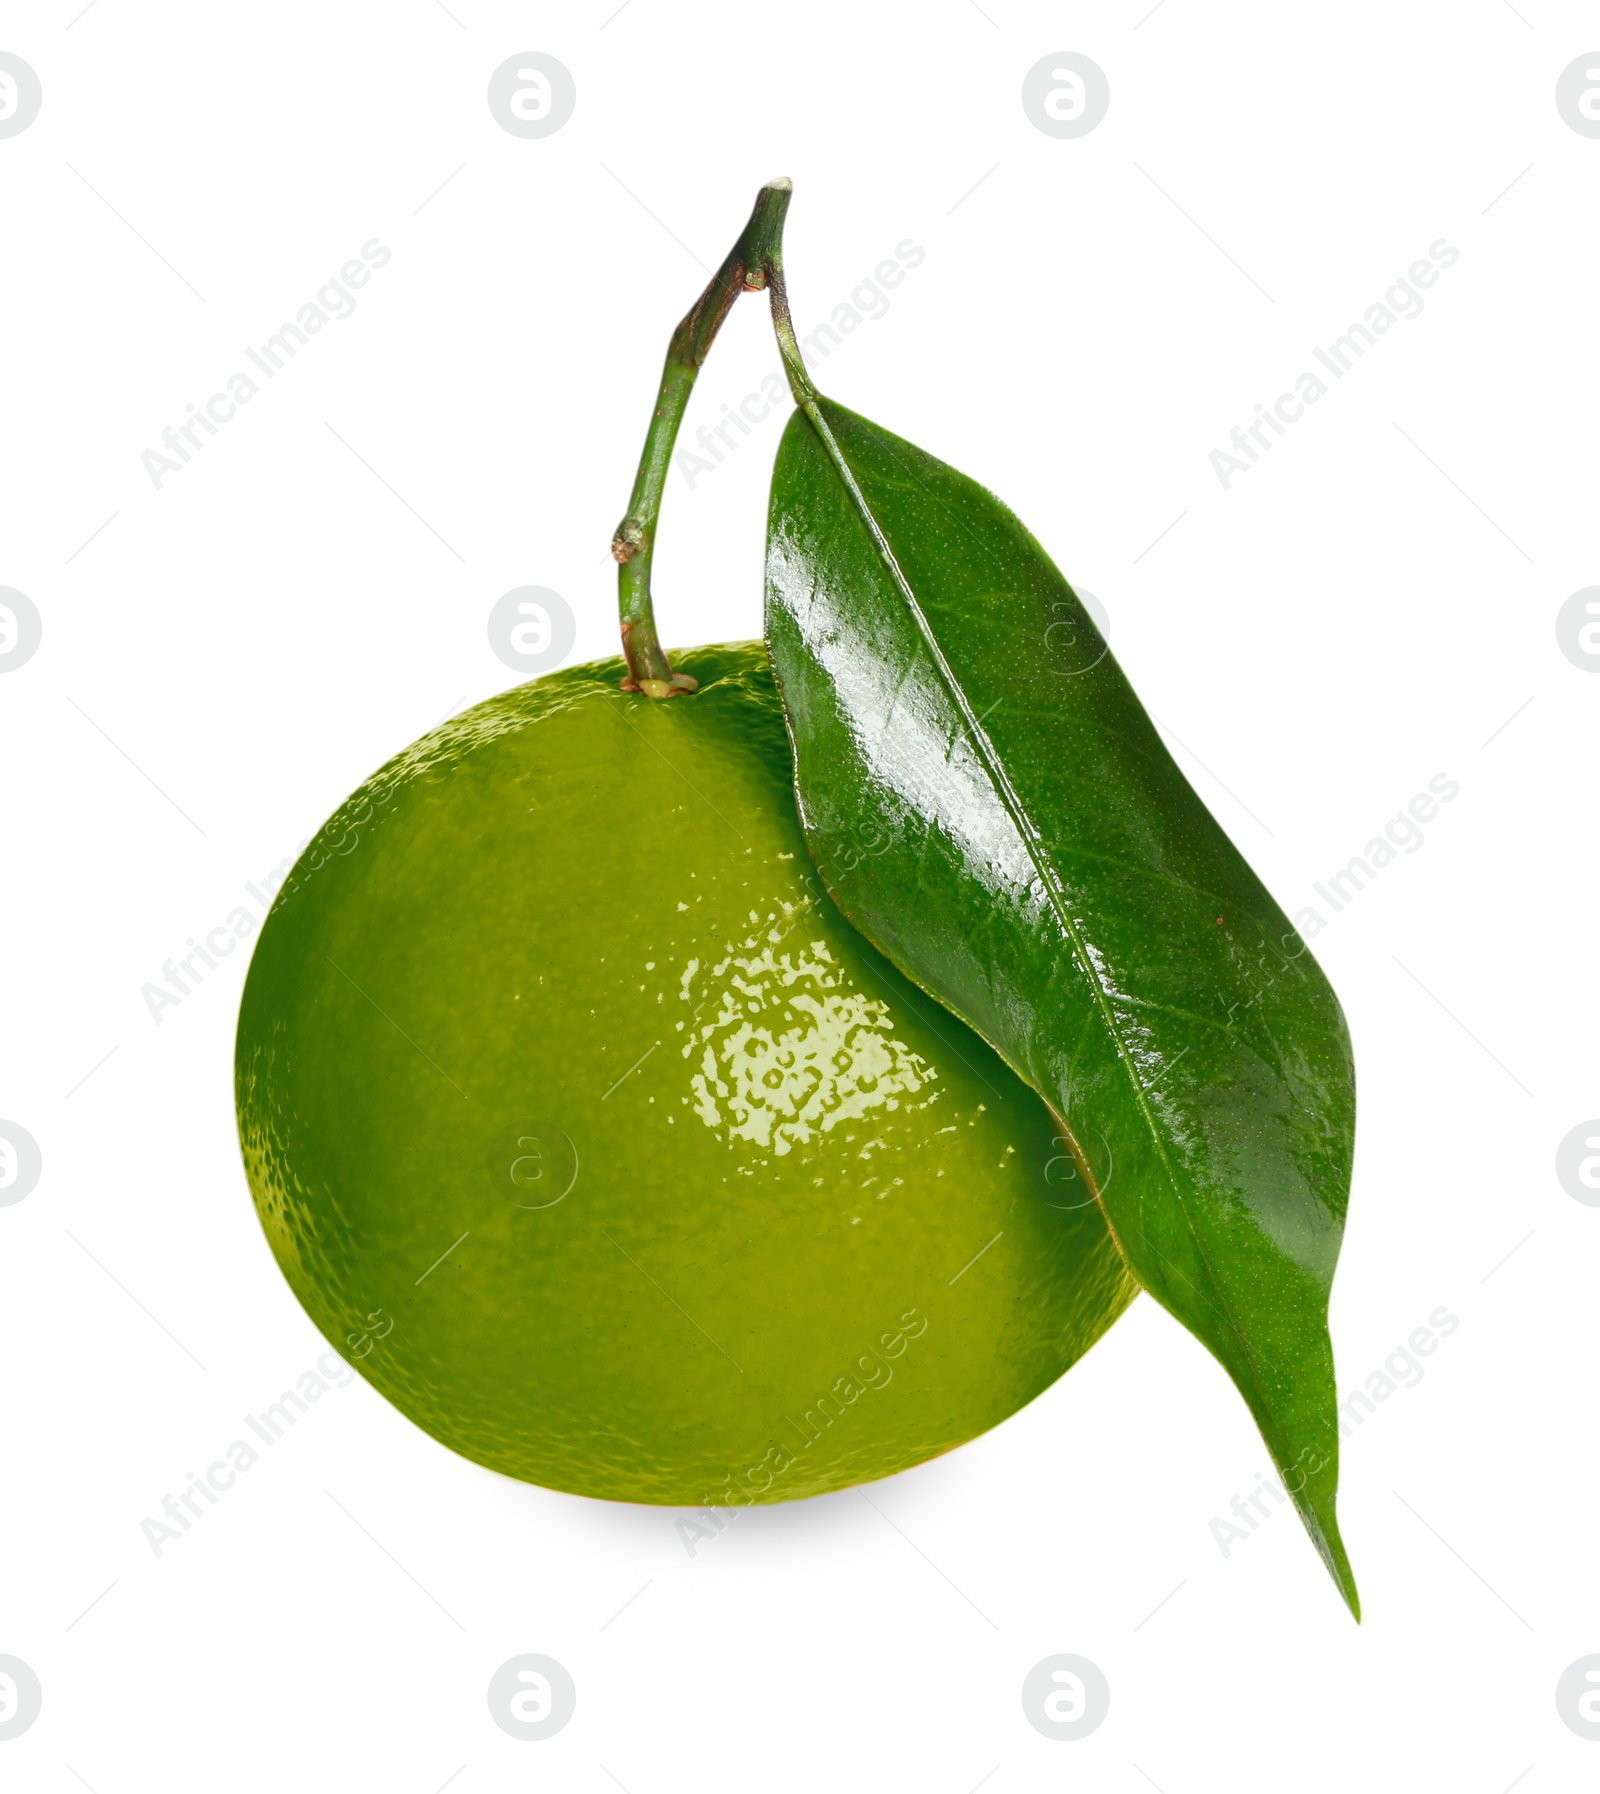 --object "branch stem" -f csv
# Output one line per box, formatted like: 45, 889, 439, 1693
612, 179, 812, 696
